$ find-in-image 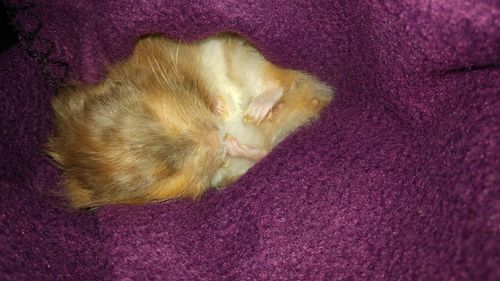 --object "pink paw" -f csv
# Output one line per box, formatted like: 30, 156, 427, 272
224, 135, 267, 161
213, 96, 228, 117
244, 87, 283, 124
